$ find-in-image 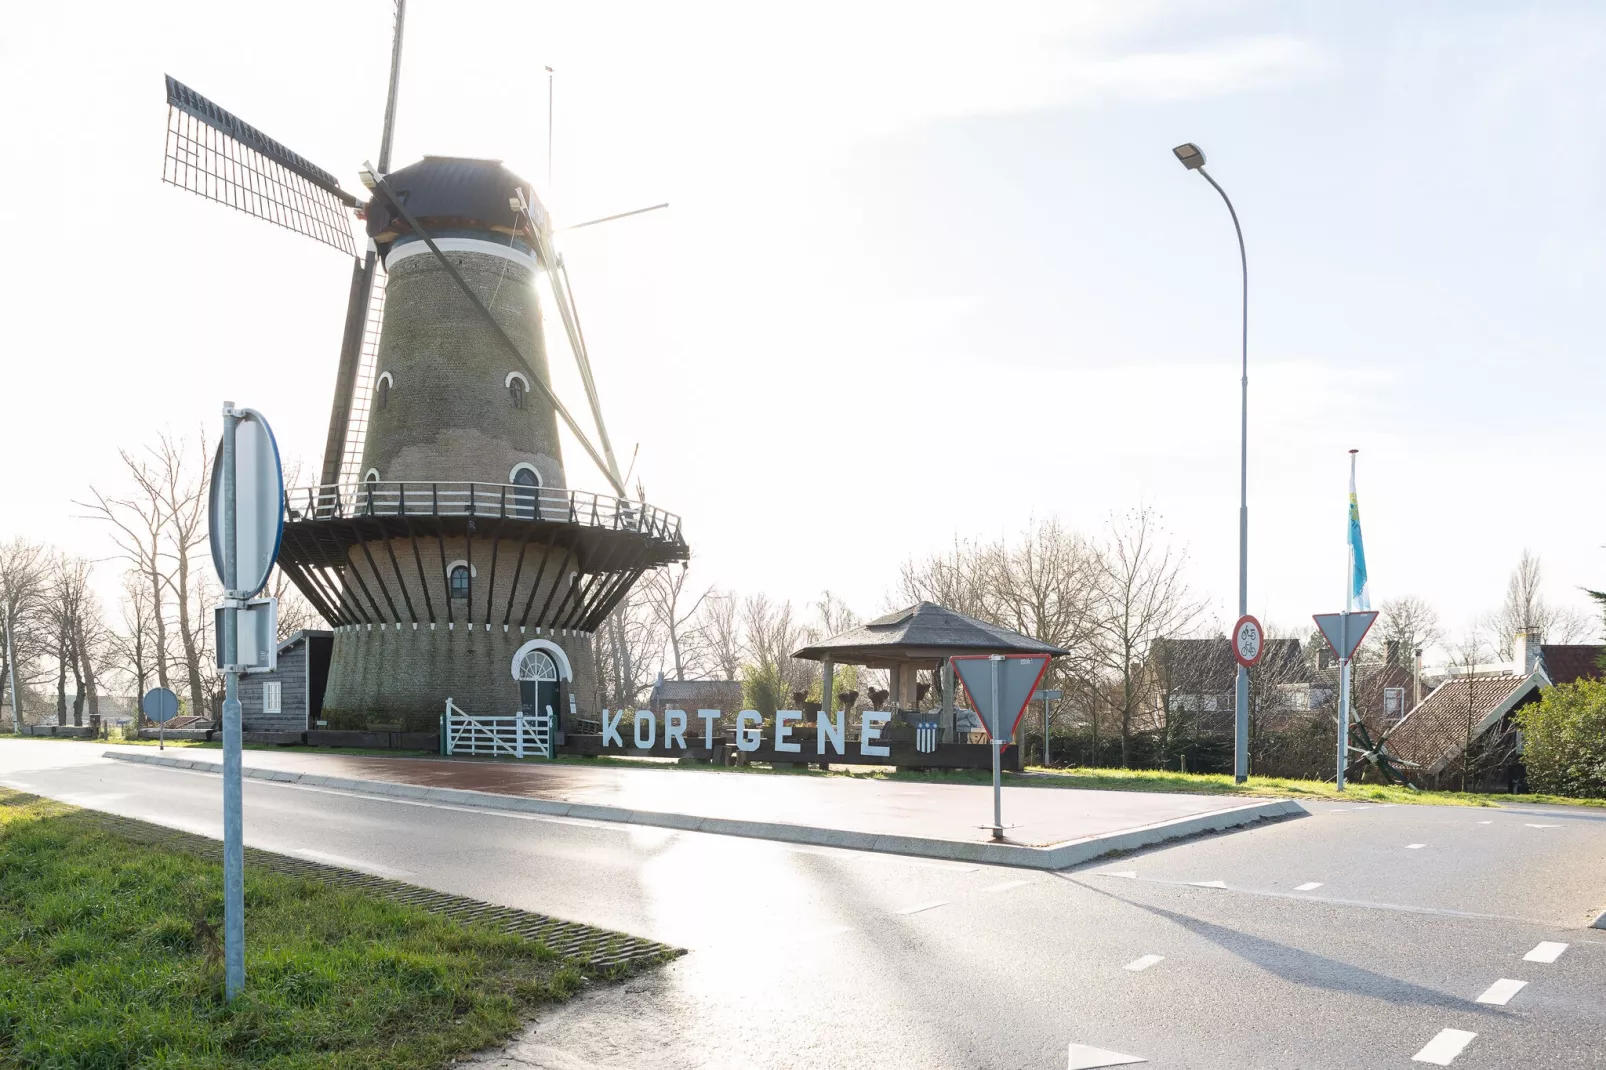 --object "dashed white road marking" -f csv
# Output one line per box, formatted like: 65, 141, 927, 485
894, 900, 948, 916
983, 879, 1032, 893
1295, 882, 1324, 891
1405, 843, 1426, 849
1525, 824, 1560, 829
1068, 1042, 1146, 1068
1412, 1029, 1476, 1065
1524, 941, 1568, 963
1477, 821, 1493, 825
1123, 954, 1164, 972
1101, 870, 1138, 879
1189, 880, 1227, 888
1475, 978, 1527, 1006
